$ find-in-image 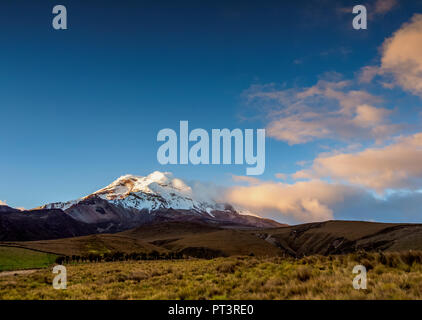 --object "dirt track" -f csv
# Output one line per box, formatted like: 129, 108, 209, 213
0, 269, 38, 277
